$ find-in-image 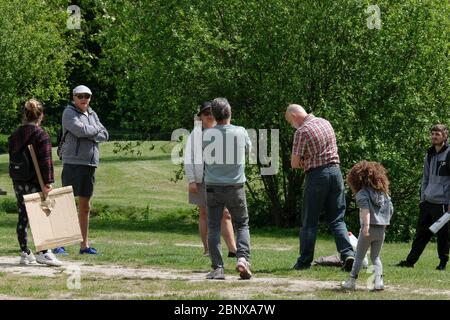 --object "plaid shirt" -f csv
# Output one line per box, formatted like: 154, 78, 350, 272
292, 115, 340, 172
8, 125, 54, 184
